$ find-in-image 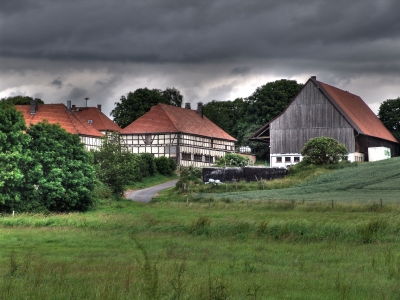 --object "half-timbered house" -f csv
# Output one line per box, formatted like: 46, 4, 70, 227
249, 76, 399, 167
120, 103, 237, 167
16, 99, 103, 151
70, 104, 121, 134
